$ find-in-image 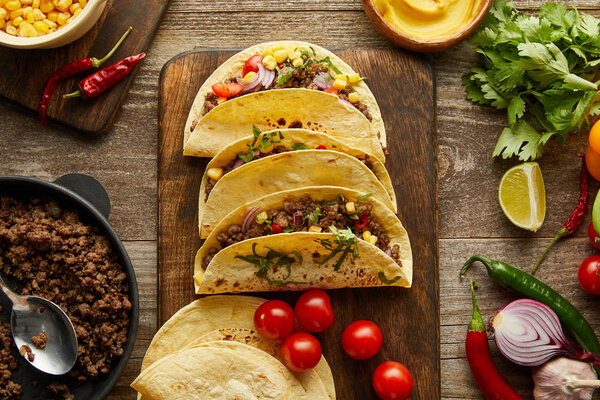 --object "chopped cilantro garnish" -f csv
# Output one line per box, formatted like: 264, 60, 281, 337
303, 205, 321, 224
235, 243, 306, 286
378, 271, 402, 285
315, 226, 359, 270
317, 56, 342, 75
275, 65, 295, 86
309, 46, 316, 56
283, 224, 296, 233
357, 193, 373, 203
291, 142, 307, 150
237, 152, 254, 163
